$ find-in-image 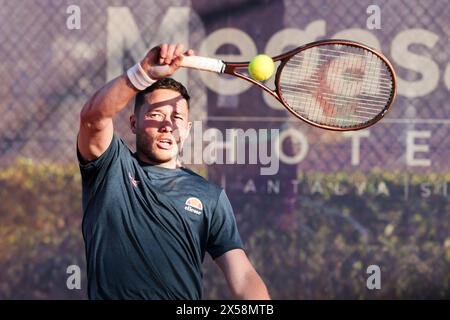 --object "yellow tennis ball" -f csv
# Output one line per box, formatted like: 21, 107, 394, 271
248, 54, 274, 81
